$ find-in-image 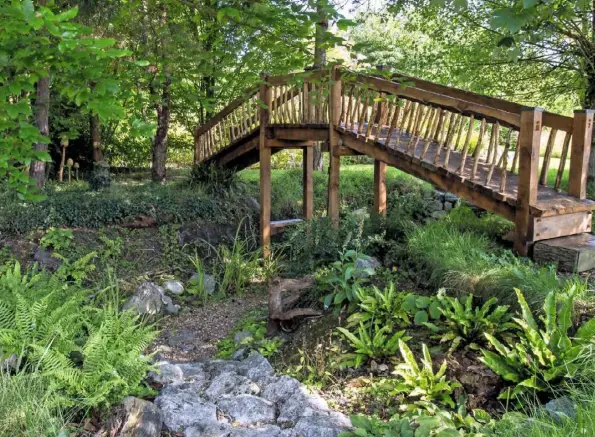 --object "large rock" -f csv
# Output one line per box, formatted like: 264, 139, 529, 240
236, 352, 275, 385
118, 396, 163, 437
163, 280, 184, 295
292, 413, 352, 437
545, 396, 577, 423
277, 387, 330, 428
262, 376, 302, 405
204, 372, 260, 401
217, 394, 276, 426
34, 246, 62, 271
155, 383, 217, 431
147, 362, 184, 385
189, 273, 216, 295
122, 282, 179, 316
178, 220, 237, 248
229, 425, 281, 436
184, 422, 232, 437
